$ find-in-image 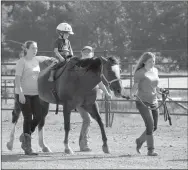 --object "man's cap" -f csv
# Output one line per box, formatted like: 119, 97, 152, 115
82, 46, 93, 52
